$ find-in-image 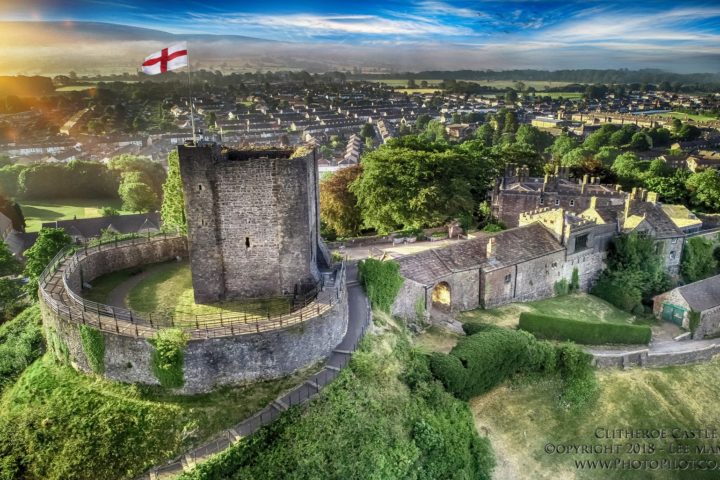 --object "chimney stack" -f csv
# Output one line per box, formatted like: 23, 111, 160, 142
647, 191, 659, 204
590, 196, 598, 210
486, 237, 497, 258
